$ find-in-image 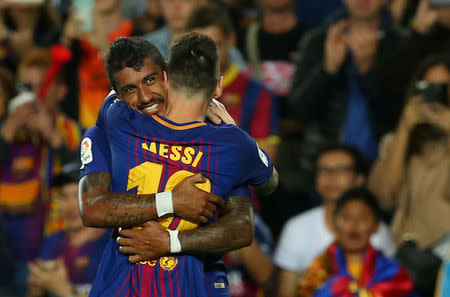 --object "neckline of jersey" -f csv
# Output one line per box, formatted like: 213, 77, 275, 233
151, 115, 207, 130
